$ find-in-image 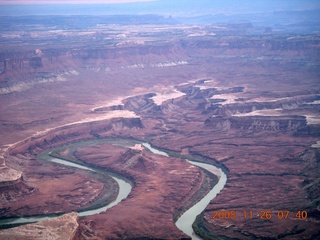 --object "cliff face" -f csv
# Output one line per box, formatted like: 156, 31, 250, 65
0, 212, 79, 240
0, 21, 319, 239
300, 147, 320, 212
205, 115, 308, 132
181, 38, 320, 51
0, 181, 35, 215
0, 163, 22, 187
5, 117, 143, 156
2, 35, 319, 79
0, 163, 34, 212
123, 93, 162, 115
180, 37, 320, 57
1, 43, 187, 78
0, 117, 142, 219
